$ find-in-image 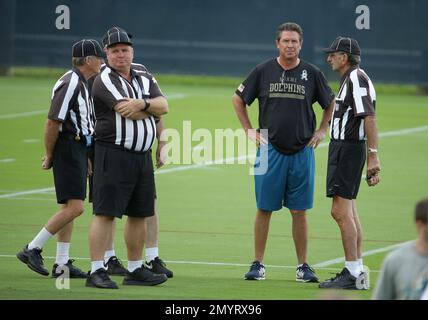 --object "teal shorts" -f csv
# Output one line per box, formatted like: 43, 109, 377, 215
254, 144, 314, 211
